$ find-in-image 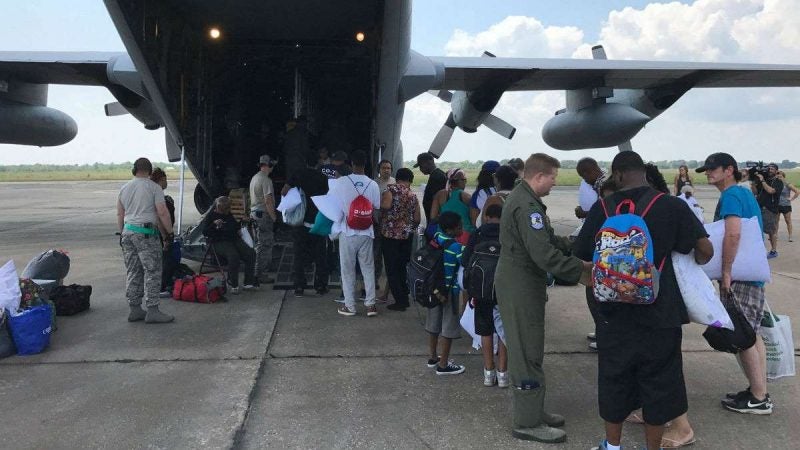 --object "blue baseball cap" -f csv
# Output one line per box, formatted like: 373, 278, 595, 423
481, 160, 501, 173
